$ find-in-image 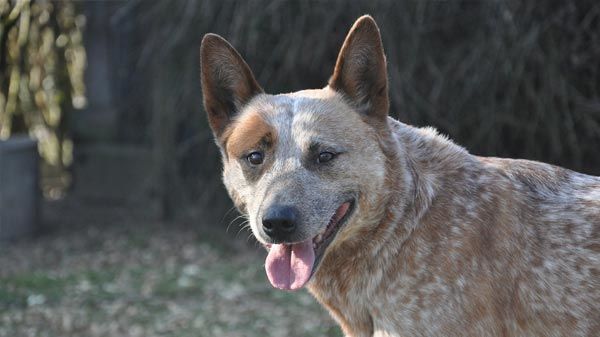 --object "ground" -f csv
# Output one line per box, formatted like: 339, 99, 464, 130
0, 199, 341, 337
